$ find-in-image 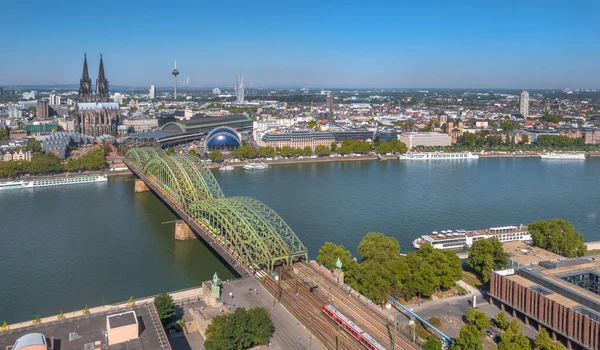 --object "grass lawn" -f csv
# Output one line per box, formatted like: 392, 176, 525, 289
462, 270, 483, 289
